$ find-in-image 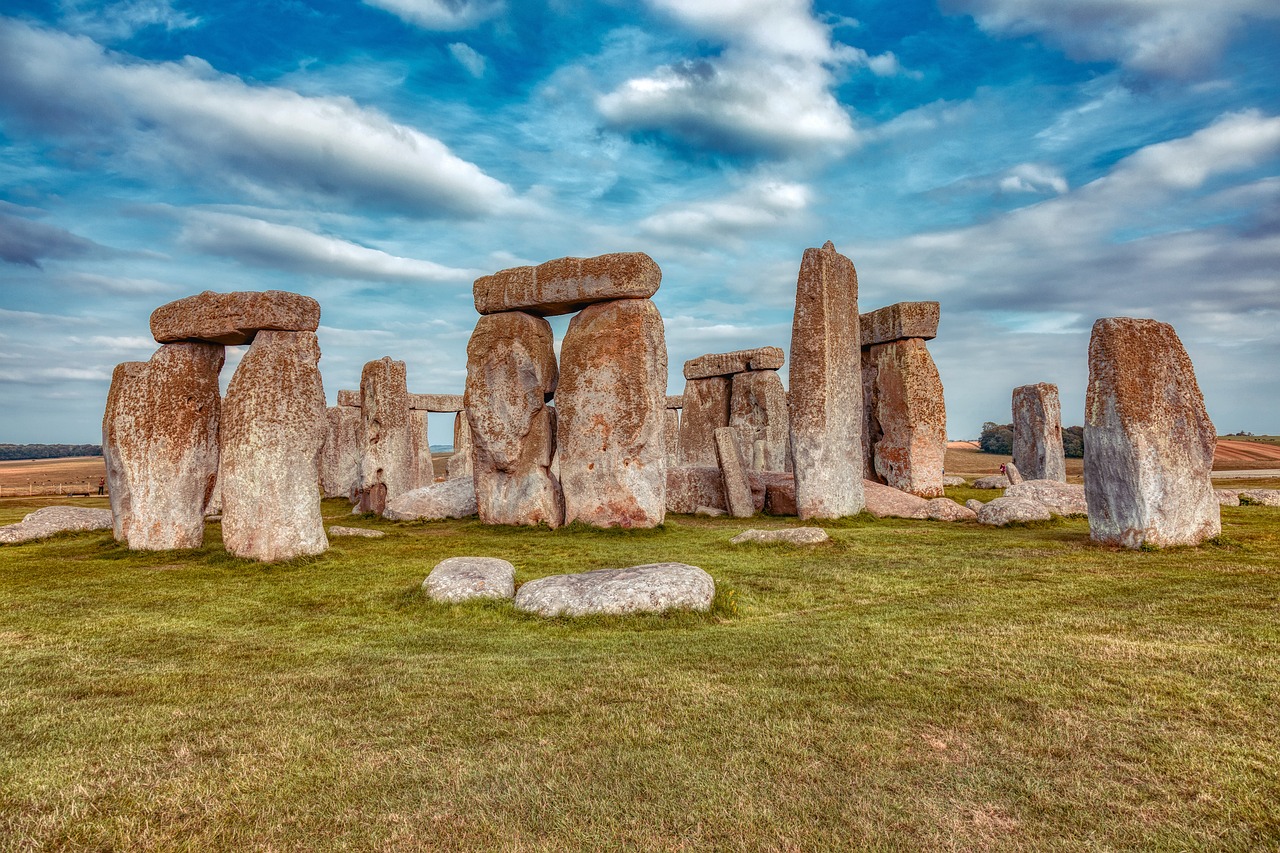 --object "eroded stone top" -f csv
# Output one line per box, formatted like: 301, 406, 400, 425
473, 252, 660, 316
151, 290, 320, 345
683, 347, 785, 380
859, 301, 939, 347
